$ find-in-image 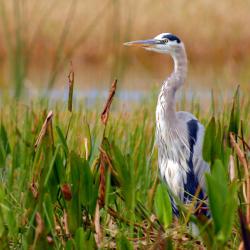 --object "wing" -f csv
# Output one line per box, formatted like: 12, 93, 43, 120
191, 121, 210, 192
157, 111, 210, 215
176, 111, 210, 197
